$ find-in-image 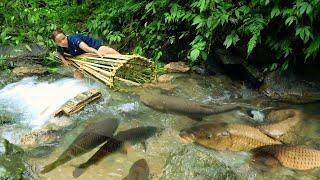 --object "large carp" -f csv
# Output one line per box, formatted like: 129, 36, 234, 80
257, 109, 303, 143
40, 118, 119, 174
73, 126, 158, 178
179, 122, 281, 151
252, 145, 320, 170
140, 92, 255, 120
123, 159, 149, 180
